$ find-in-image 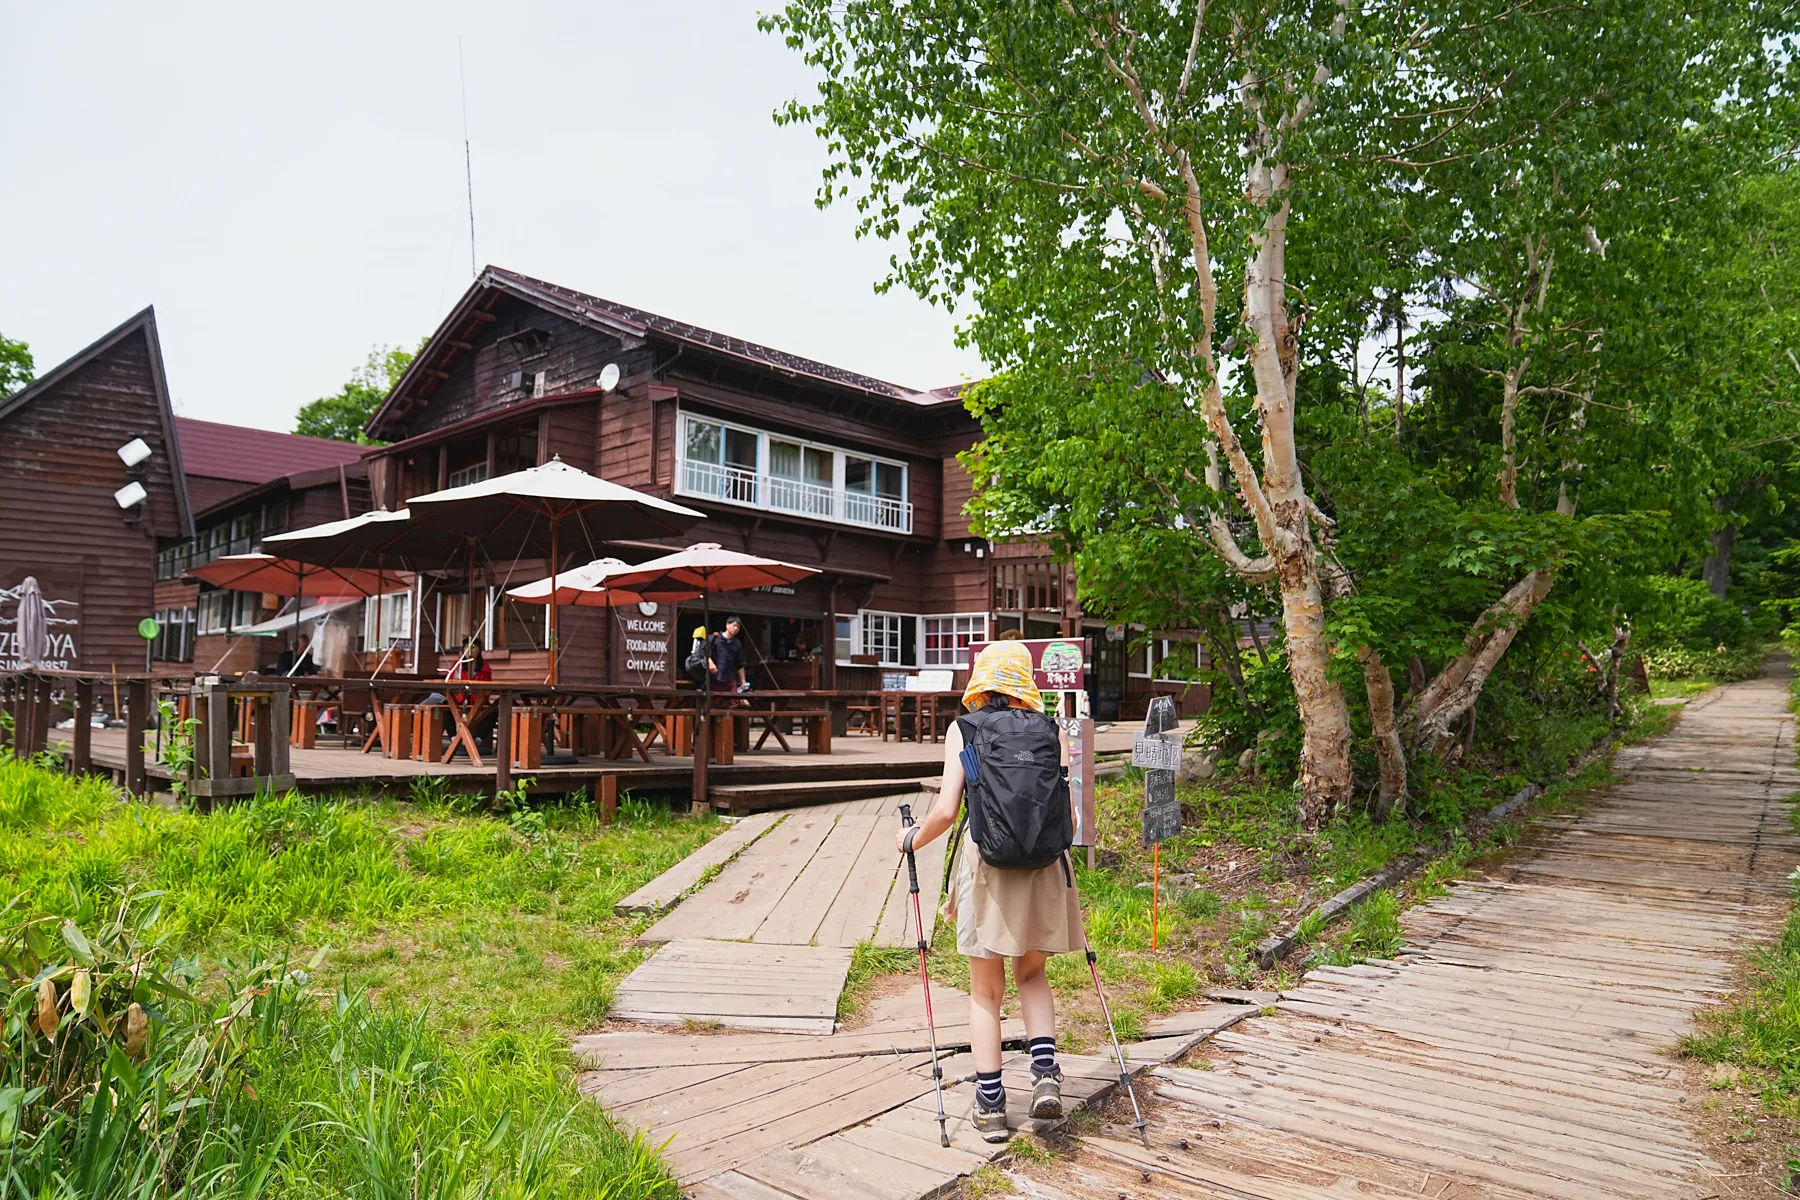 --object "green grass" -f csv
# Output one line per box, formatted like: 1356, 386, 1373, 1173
0, 751, 724, 1199
1680, 856, 1800, 1114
